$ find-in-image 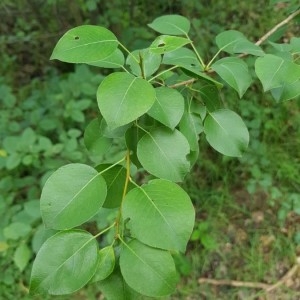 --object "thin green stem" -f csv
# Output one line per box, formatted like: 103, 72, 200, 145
135, 122, 150, 135
205, 48, 222, 70
98, 156, 126, 175
186, 33, 206, 69
121, 65, 130, 73
115, 150, 131, 237
119, 41, 139, 63
93, 222, 116, 239
148, 65, 178, 83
